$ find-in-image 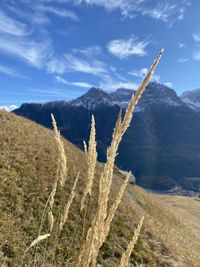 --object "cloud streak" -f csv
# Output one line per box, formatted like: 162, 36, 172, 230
37, 5, 80, 21
128, 67, 160, 81
107, 37, 149, 59
0, 64, 28, 79
55, 75, 93, 88
48, 53, 109, 76
0, 35, 52, 68
76, 0, 190, 24
0, 10, 29, 36
193, 33, 200, 42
